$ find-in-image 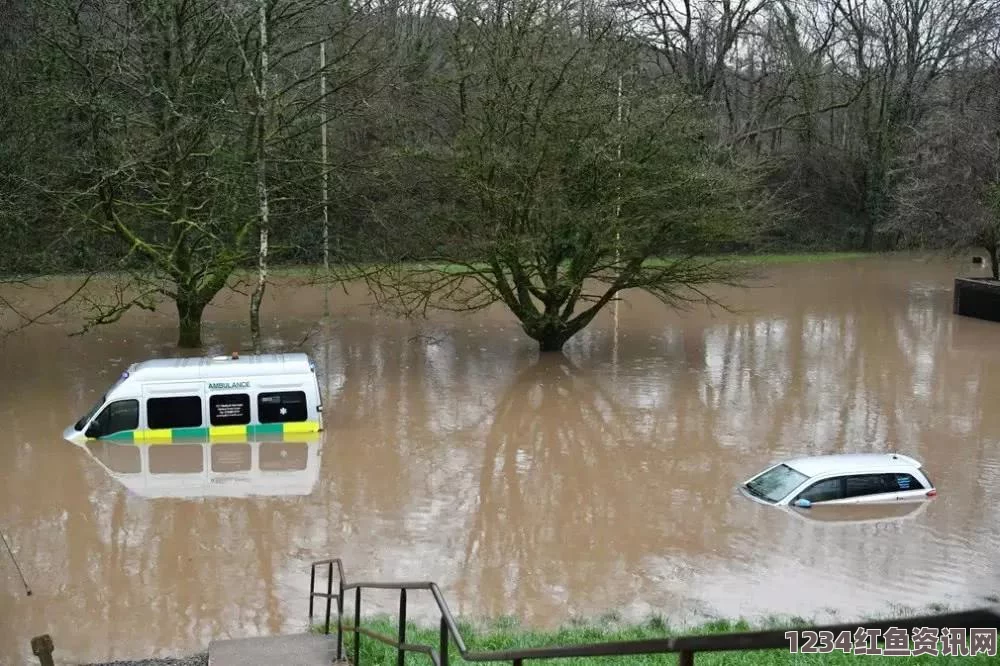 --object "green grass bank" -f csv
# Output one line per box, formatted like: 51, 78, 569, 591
281, 252, 874, 276
316, 615, 995, 665
254, 252, 876, 280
